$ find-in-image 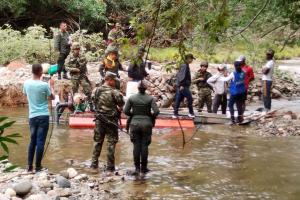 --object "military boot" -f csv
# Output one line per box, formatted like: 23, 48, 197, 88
237, 115, 244, 124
